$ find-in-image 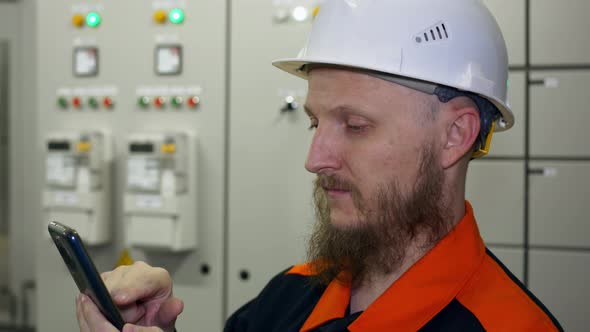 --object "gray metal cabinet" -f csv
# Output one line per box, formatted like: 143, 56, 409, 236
466, 161, 524, 245
35, 1, 228, 331
529, 162, 590, 247
483, 0, 526, 66
529, 250, 590, 332
530, 71, 590, 157
228, 0, 316, 315
531, 0, 590, 65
